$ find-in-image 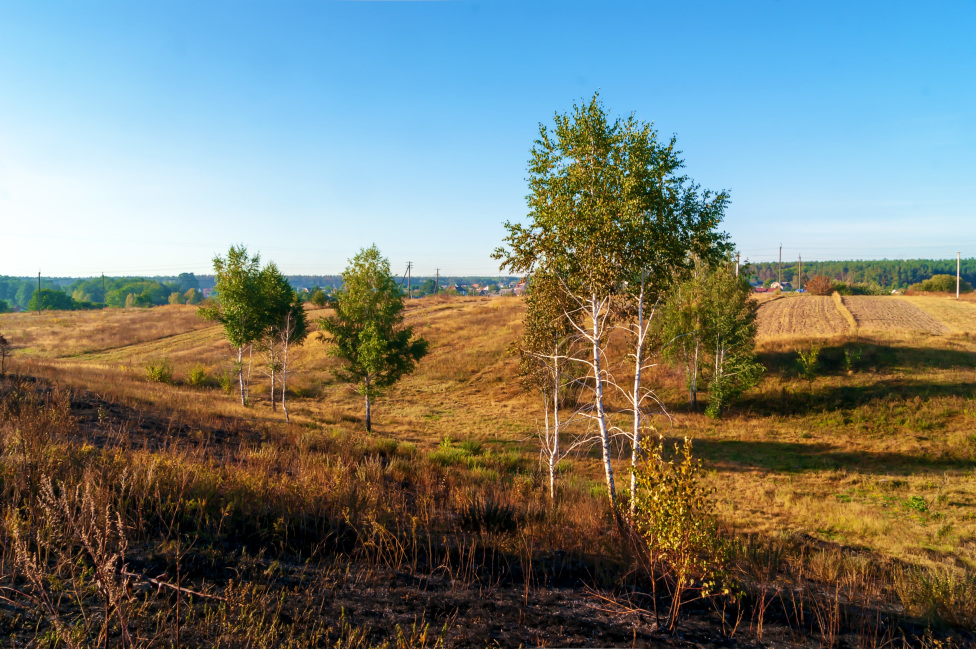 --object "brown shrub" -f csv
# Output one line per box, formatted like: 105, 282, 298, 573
806, 275, 834, 296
